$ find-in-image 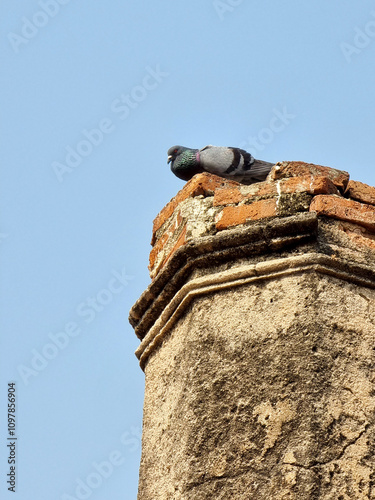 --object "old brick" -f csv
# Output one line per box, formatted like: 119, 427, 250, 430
213, 175, 337, 207
216, 199, 277, 230
149, 232, 169, 270
152, 173, 239, 243
310, 195, 375, 231
345, 180, 375, 206
280, 175, 338, 196
213, 183, 276, 206
149, 225, 188, 279
161, 225, 187, 268
336, 221, 375, 251
270, 161, 349, 191
213, 187, 243, 206
259, 175, 338, 200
